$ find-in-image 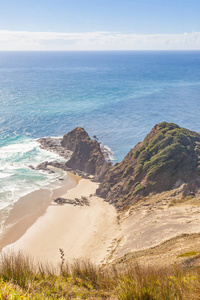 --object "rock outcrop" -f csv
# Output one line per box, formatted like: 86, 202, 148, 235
37, 137, 72, 159
96, 122, 200, 210
54, 196, 90, 206
64, 127, 112, 181
37, 127, 112, 181
61, 127, 89, 151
